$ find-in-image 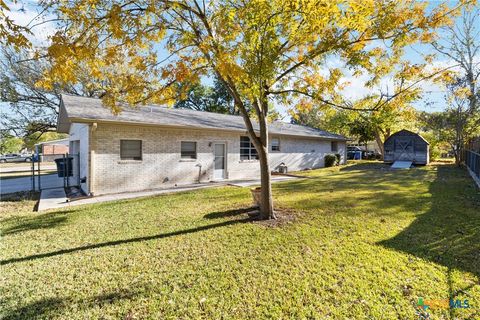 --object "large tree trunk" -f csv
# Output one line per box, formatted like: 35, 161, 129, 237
454, 105, 464, 166
374, 129, 391, 161
215, 75, 275, 219
252, 97, 275, 220
454, 150, 461, 166
257, 143, 275, 220
252, 96, 276, 220
374, 131, 384, 159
